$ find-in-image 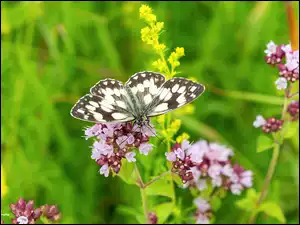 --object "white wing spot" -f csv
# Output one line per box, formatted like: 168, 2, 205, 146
101, 105, 112, 112
141, 73, 146, 77
93, 113, 103, 121
114, 88, 121, 96
144, 94, 152, 105
131, 87, 138, 95
120, 89, 126, 95
154, 103, 168, 112
143, 79, 150, 88
159, 88, 169, 100
190, 86, 197, 92
133, 76, 138, 80
176, 94, 186, 104
103, 81, 108, 85
84, 115, 89, 120
172, 84, 179, 93
164, 92, 172, 101
112, 113, 127, 119
77, 109, 85, 114
127, 81, 132, 85
149, 84, 158, 95
111, 80, 115, 84
106, 88, 114, 96
116, 100, 126, 109
86, 105, 96, 111
137, 83, 145, 92
178, 86, 186, 94
104, 95, 115, 104
89, 101, 99, 107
